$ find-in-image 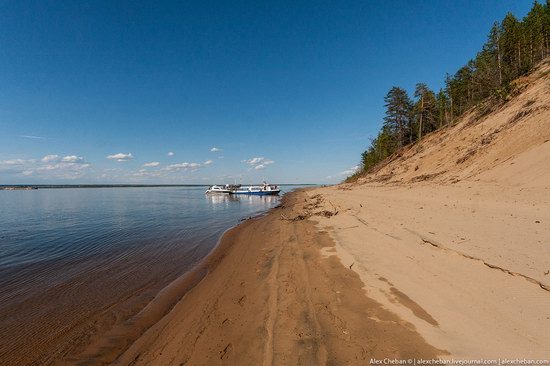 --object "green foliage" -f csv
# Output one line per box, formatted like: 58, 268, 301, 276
383, 87, 413, 149
413, 83, 438, 141
349, 1, 550, 181
359, 127, 395, 173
